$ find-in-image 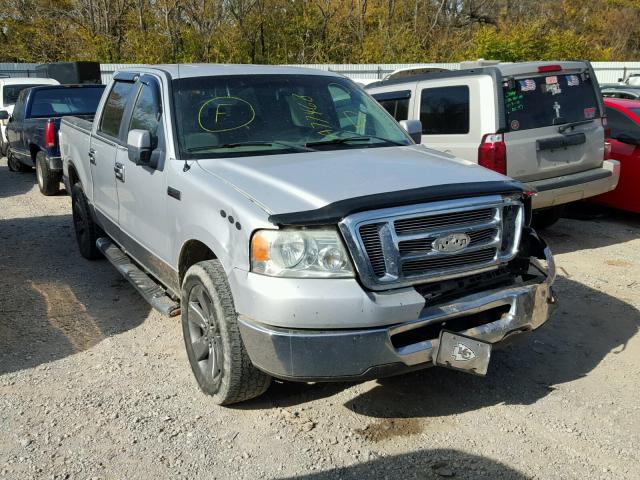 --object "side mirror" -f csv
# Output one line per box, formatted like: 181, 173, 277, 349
615, 132, 640, 145
0, 110, 9, 121
127, 129, 153, 165
399, 120, 423, 144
